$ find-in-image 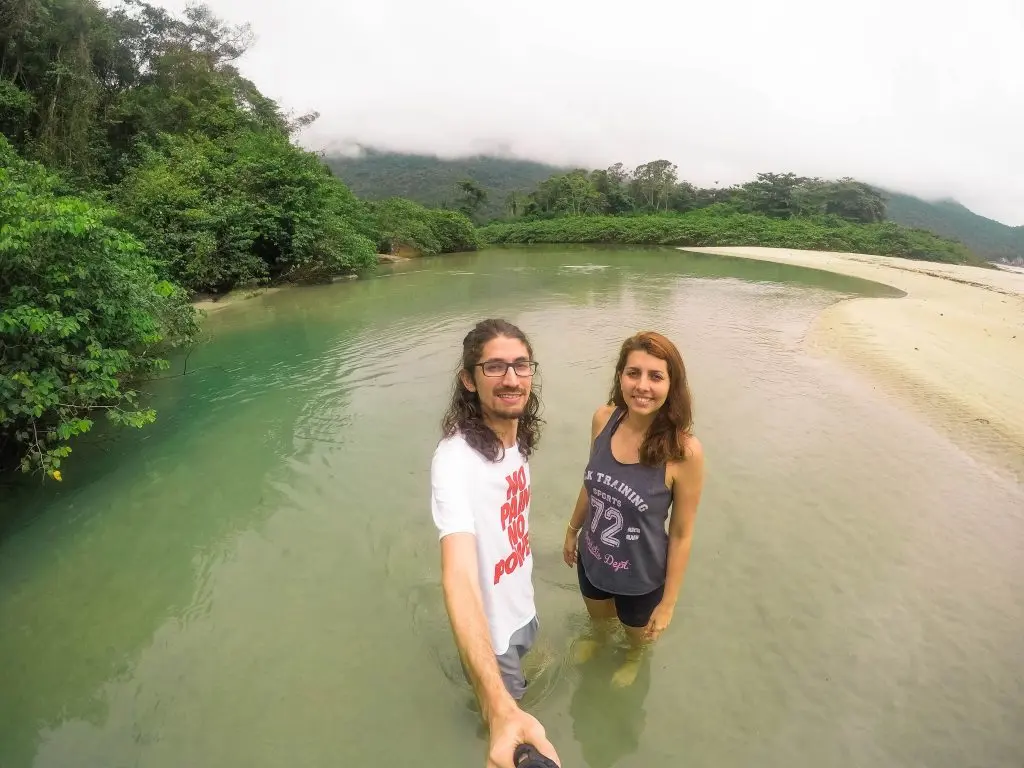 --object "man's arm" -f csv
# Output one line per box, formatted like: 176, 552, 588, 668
440, 534, 560, 768
440, 532, 516, 721
431, 442, 558, 768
